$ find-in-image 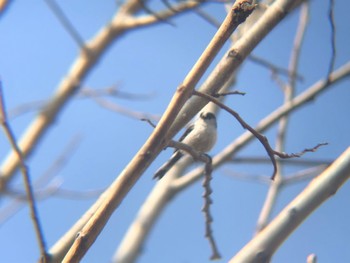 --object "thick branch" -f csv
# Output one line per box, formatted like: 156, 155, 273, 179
61, 1, 253, 262
229, 147, 350, 262
165, 0, 304, 146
